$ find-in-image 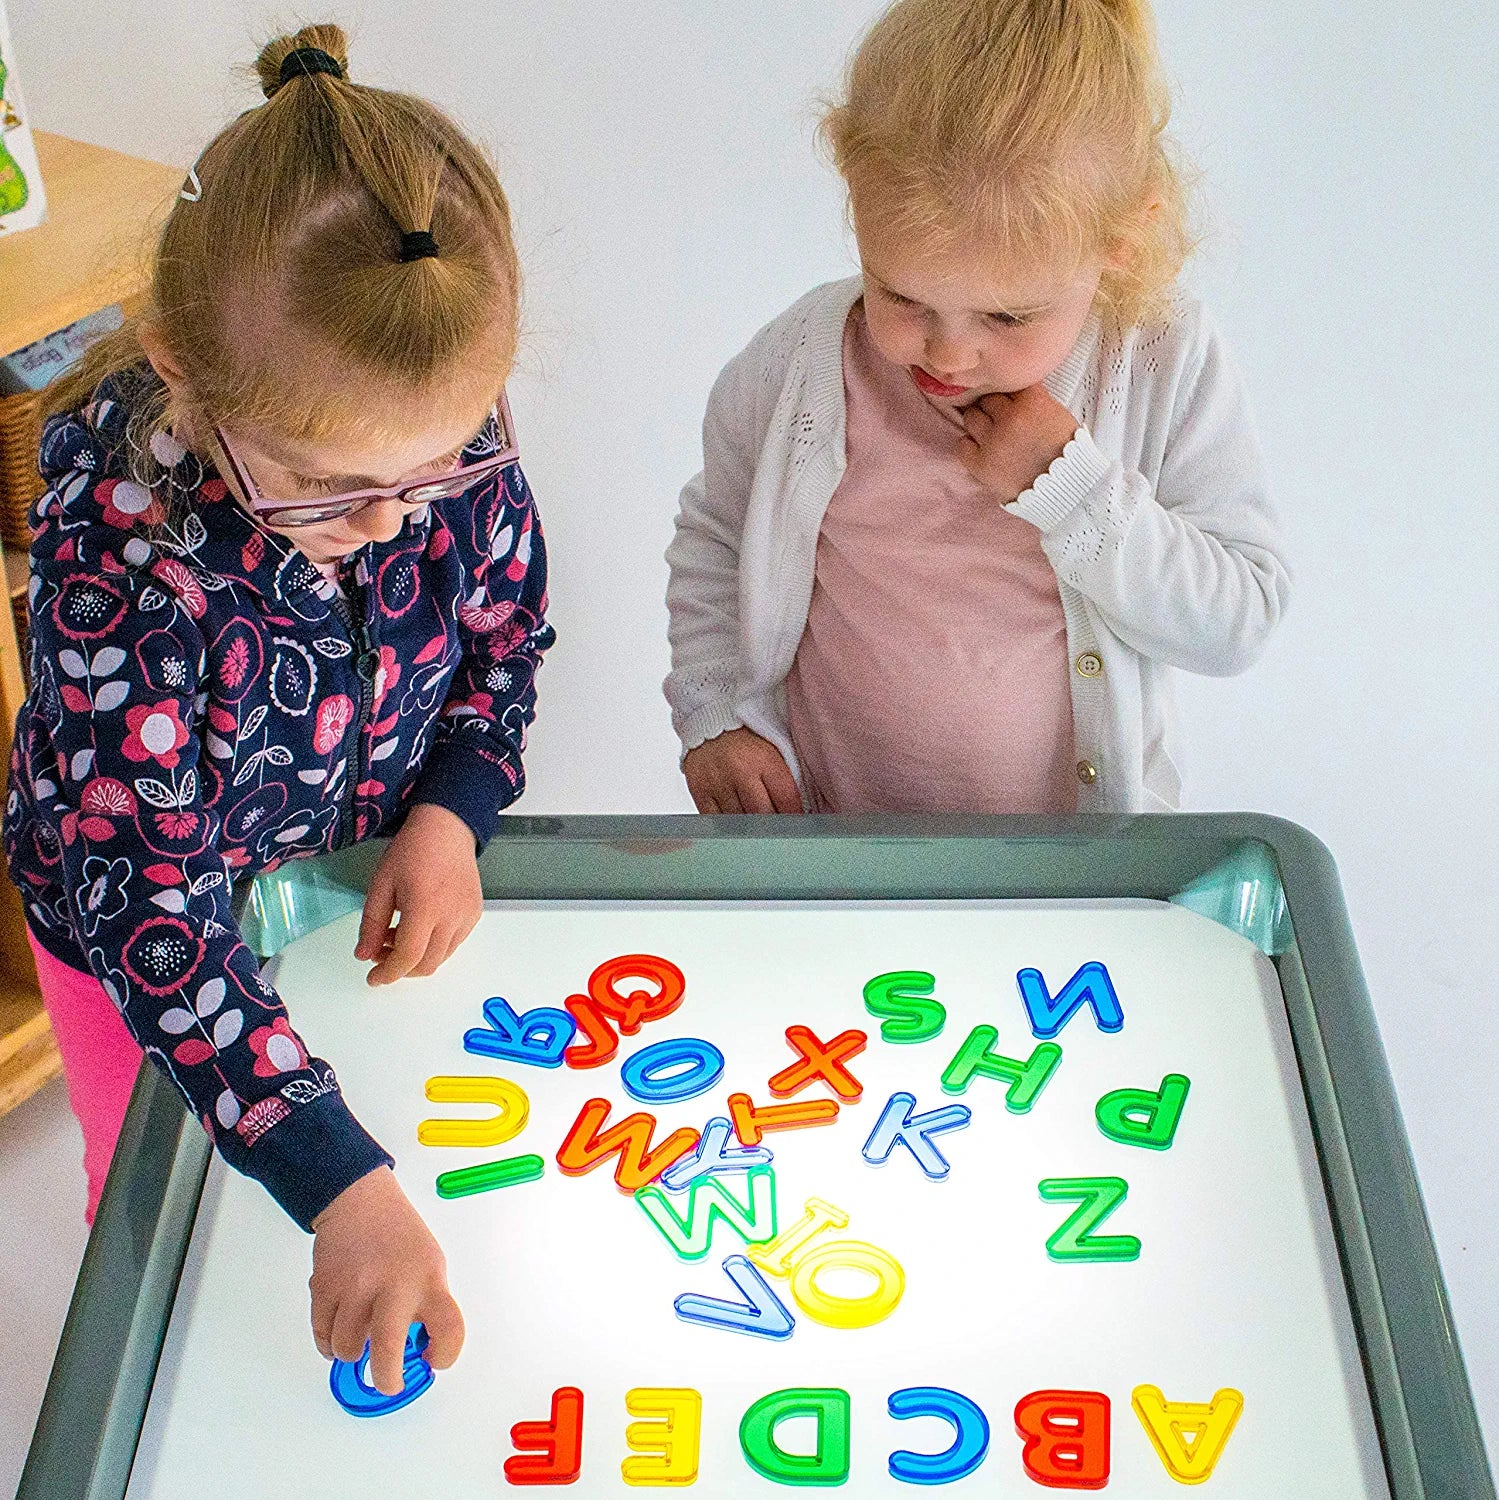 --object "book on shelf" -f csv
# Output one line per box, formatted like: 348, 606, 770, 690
0, 305, 124, 394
